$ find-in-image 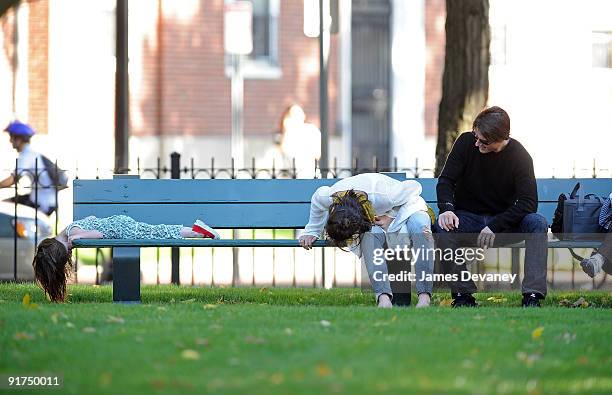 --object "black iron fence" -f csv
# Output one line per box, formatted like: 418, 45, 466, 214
1, 153, 610, 290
